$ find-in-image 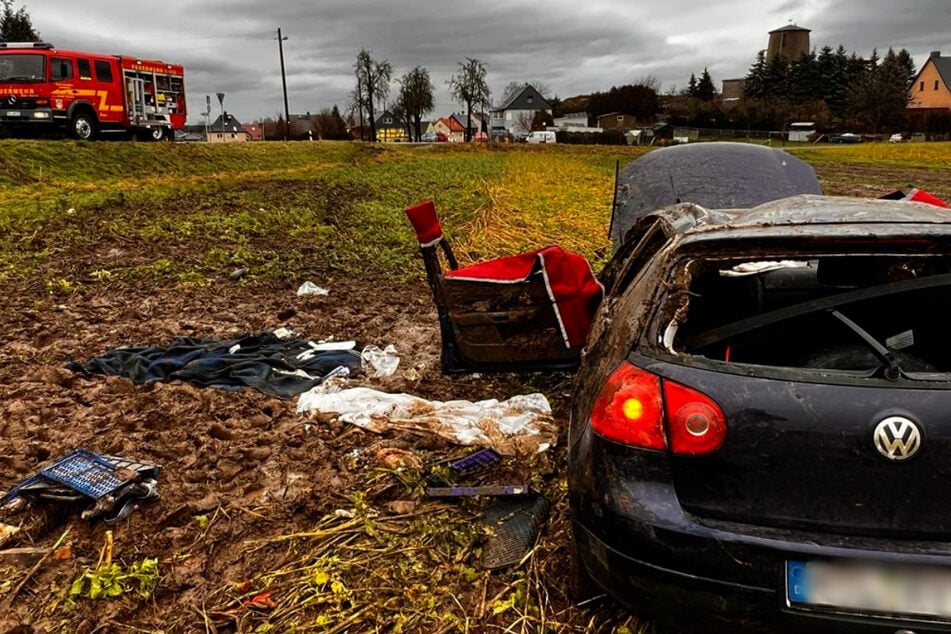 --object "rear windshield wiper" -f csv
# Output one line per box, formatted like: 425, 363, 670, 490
827, 310, 902, 380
